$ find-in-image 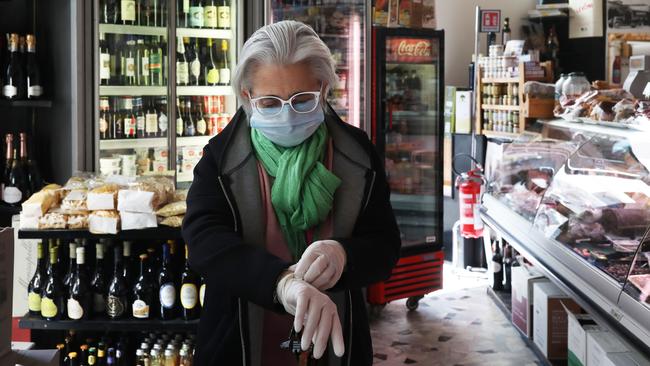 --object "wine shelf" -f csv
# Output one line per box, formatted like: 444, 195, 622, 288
482, 130, 524, 139
176, 86, 232, 96
19, 314, 198, 332
99, 137, 168, 150
481, 104, 520, 111
481, 77, 520, 84
176, 28, 232, 39
0, 99, 52, 108
99, 24, 167, 37
177, 135, 212, 147
18, 227, 182, 240
99, 86, 167, 96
